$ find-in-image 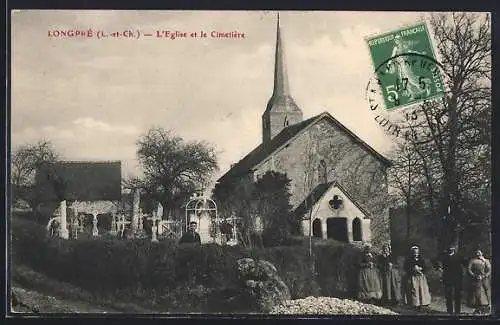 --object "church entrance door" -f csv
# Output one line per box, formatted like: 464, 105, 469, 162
326, 217, 348, 242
